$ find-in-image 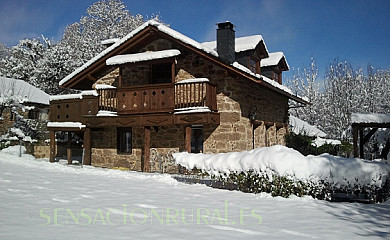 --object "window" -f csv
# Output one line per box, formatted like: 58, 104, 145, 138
117, 127, 132, 153
150, 63, 172, 84
28, 109, 40, 120
191, 126, 203, 153
249, 57, 259, 74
